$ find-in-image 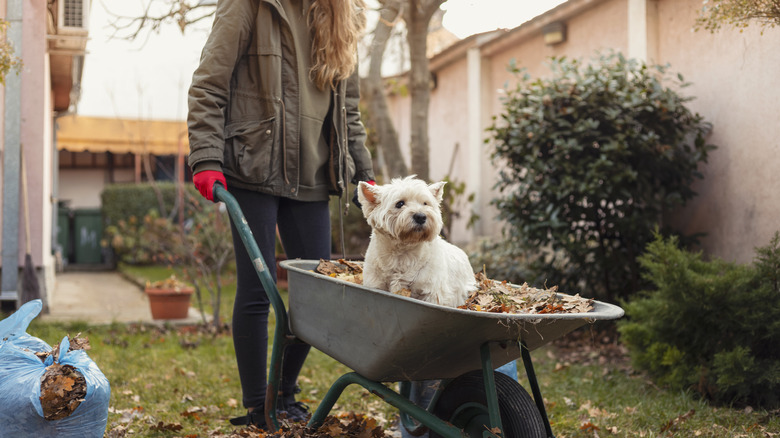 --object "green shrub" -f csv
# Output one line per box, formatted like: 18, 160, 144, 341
102, 183, 208, 264
101, 182, 203, 227
618, 232, 780, 408
105, 210, 173, 265
486, 51, 715, 301
467, 238, 531, 283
